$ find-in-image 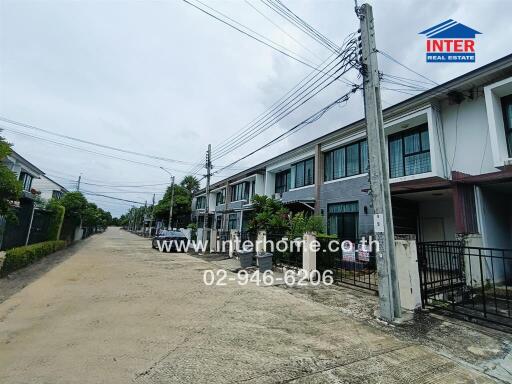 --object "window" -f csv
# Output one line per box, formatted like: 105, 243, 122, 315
275, 169, 291, 194
388, 124, 431, 178
292, 158, 314, 188
502, 95, 512, 157
327, 202, 359, 243
215, 215, 222, 230
231, 182, 249, 202
215, 189, 225, 206
195, 196, 206, 209
228, 213, 237, 230
52, 190, 63, 199
324, 140, 368, 182
19, 172, 33, 191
